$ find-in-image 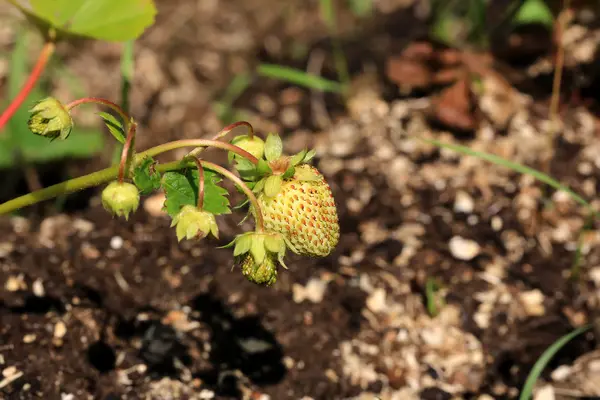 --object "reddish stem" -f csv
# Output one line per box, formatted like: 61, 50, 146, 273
211, 121, 254, 141
118, 122, 137, 183
65, 97, 130, 123
0, 42, 55, 131
191, 157, 205, 210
